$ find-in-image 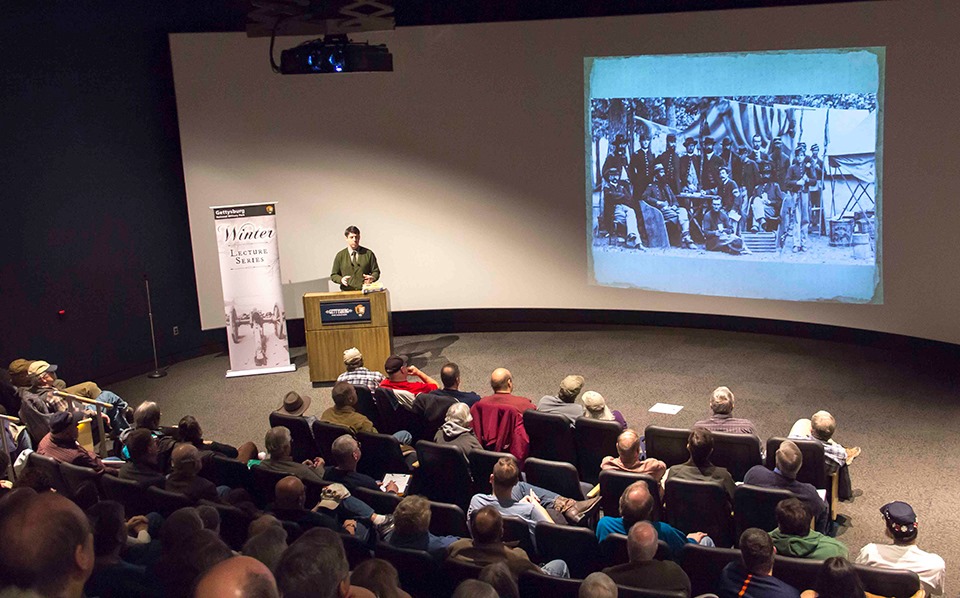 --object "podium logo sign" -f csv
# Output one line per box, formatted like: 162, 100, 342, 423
321, 300, 372, 324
